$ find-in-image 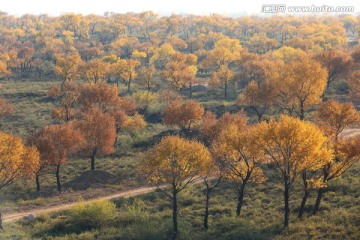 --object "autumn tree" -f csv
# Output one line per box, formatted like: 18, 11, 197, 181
313, 100, 360, 213
76, 107, 116, 170
315, 49, 352, 90
213, 124, 266, 217
239, 80, 275, 121
199, 111, 247, 144
29, 123, 83, 191
114, 59, 140, 93
54, 52, 82, 86
48, 82, 79, 122
209, 65, 234, 98
202, 37, 242, 71
276, 57, 327, 120
140, 136, 211, 240
245, 33, 278, 54
77, 83, 145, 143
238, 58, 282, 121
0, 132, 40, 229
78, 58, 109, 85
203, 37, 242, 98
161, 52, 198, 97
163, 100, 204, 134
138, 65, 156, 91
255, 115, 331, 227
200, 157, 223, 230
150, 43, 176, 70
